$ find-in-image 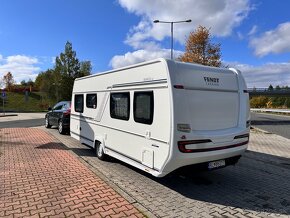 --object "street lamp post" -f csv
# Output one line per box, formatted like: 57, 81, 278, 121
153, 19, 191, 59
